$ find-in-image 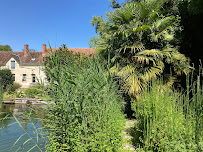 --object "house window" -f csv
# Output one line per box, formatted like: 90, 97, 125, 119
12, 74, 15, 81
32, 74, 36, 83
11, 61, 15, 69
22, 74, 27, 82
